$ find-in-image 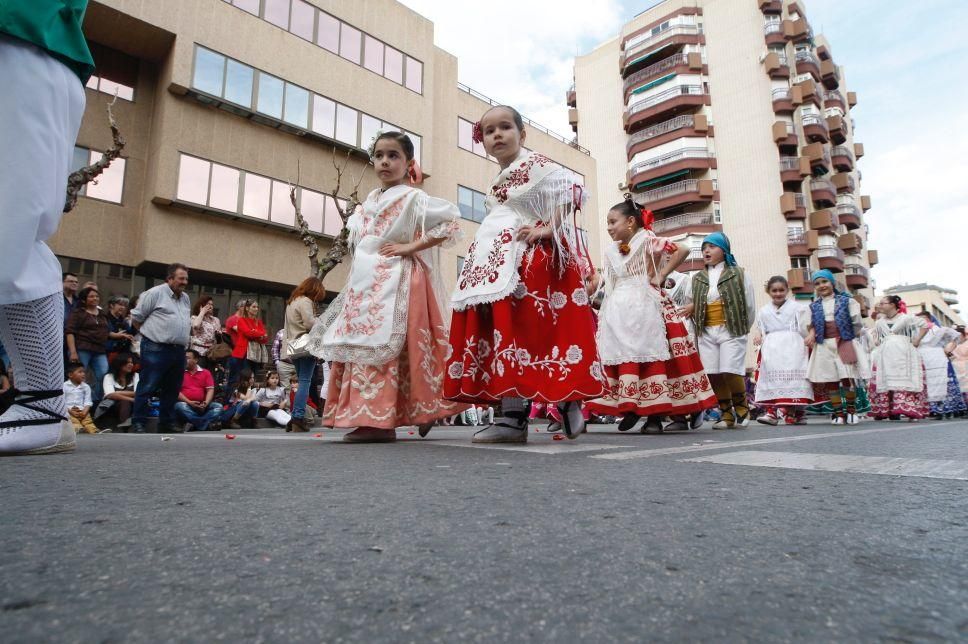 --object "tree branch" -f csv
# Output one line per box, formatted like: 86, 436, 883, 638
289, 159, 320, 277
64, 94, 126, 213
